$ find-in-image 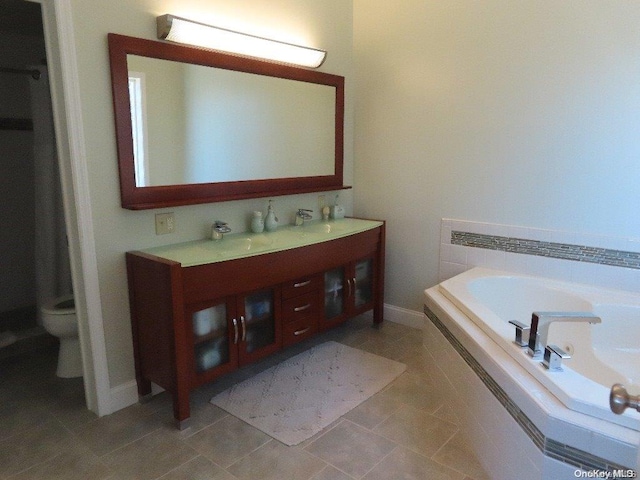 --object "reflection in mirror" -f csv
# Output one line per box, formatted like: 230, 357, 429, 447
126, 55, 335, 187
108, 33, 346, 209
